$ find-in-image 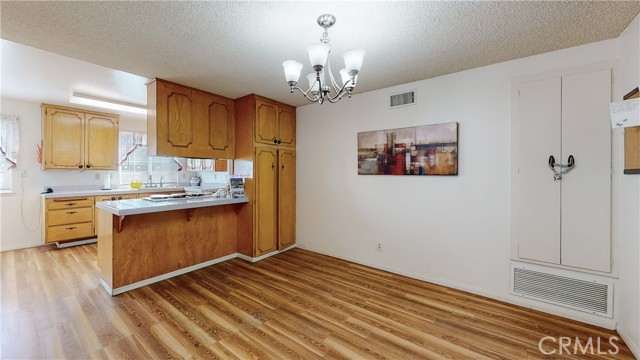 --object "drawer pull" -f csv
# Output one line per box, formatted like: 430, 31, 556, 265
65, 227, 77, 230
66, 203, 77, 206
66, 211, 77, 214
